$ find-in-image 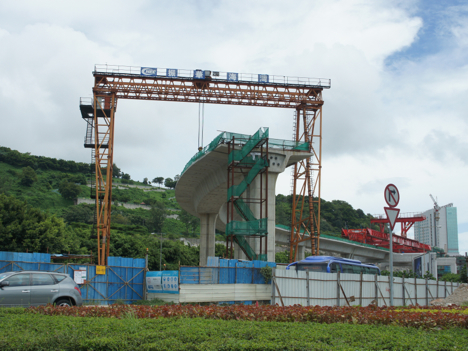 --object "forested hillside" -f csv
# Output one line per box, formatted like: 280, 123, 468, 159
0, 146, 379, 267
276, 194, 379, 236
